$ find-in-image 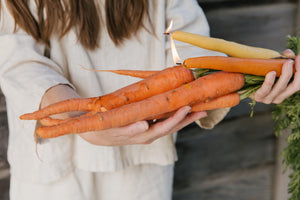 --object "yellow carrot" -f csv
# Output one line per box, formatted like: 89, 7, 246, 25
170, 31, 281, 59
